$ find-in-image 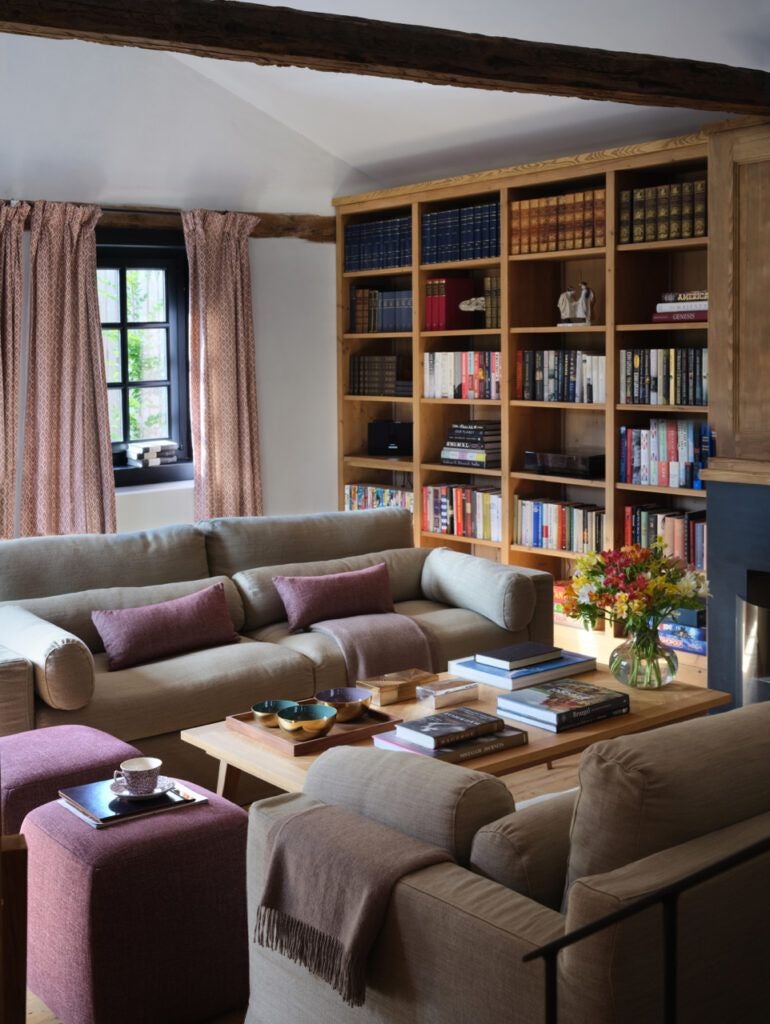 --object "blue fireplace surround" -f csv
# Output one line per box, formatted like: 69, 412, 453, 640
707, 481, 770, 708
